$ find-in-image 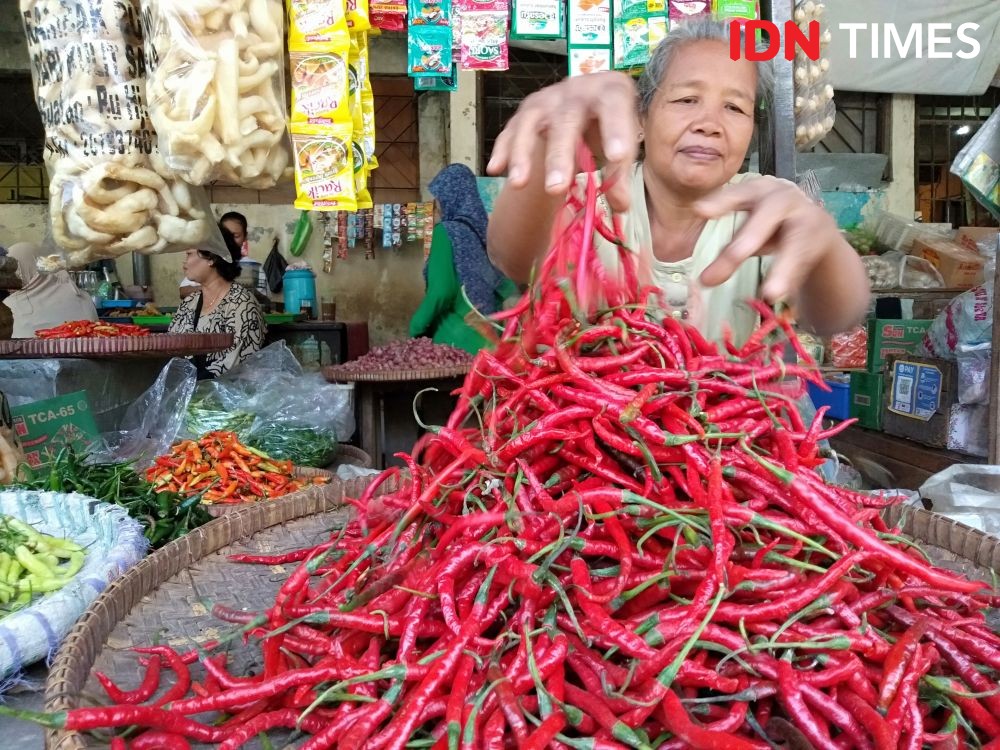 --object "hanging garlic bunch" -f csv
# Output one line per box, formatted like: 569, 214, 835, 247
792, 0, 835, 150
